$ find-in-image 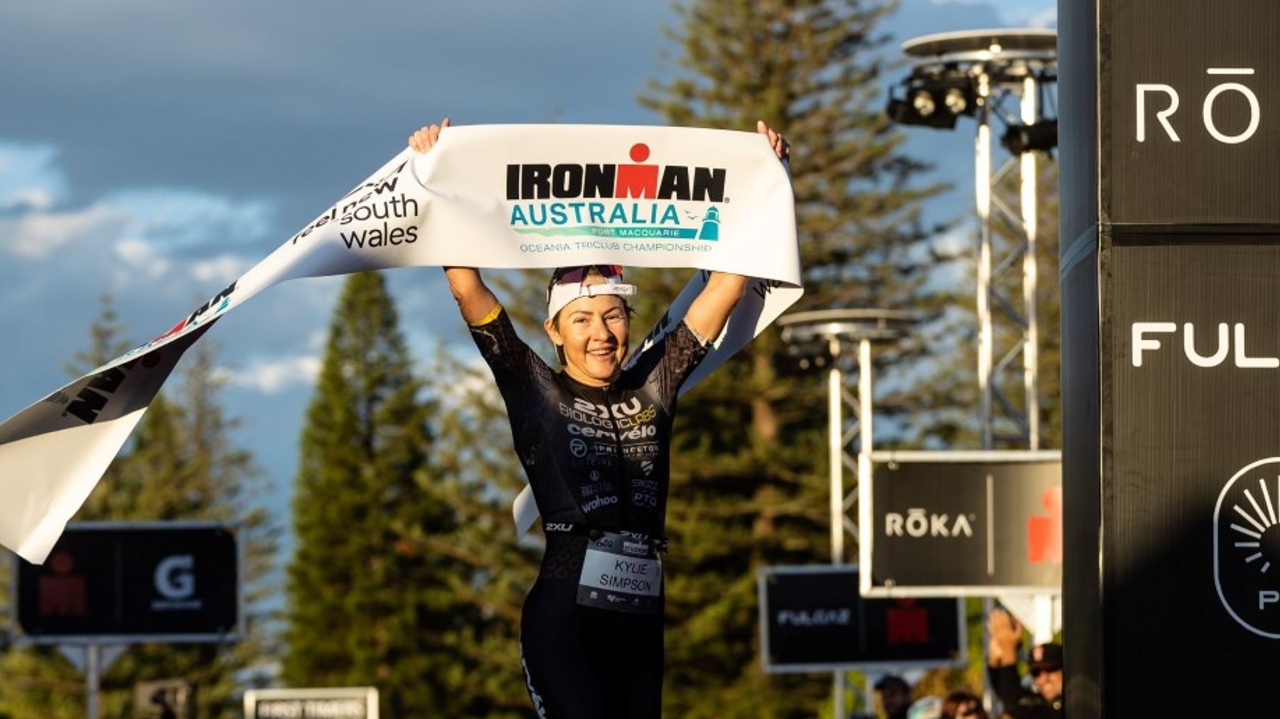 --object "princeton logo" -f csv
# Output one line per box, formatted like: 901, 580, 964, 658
1214, 456, 1280, 639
